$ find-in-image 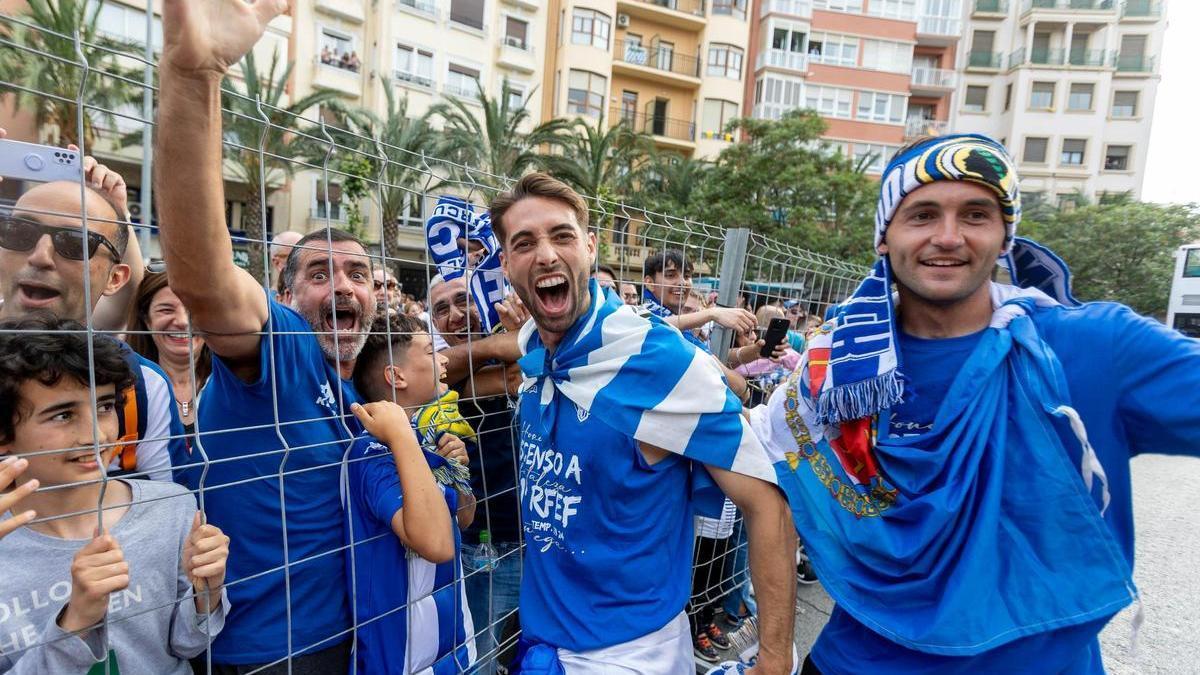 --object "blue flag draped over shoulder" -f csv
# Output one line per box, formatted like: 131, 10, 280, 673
750, 285, 1136, 656
425, 196, 510, 332
517, 279, 777, 507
